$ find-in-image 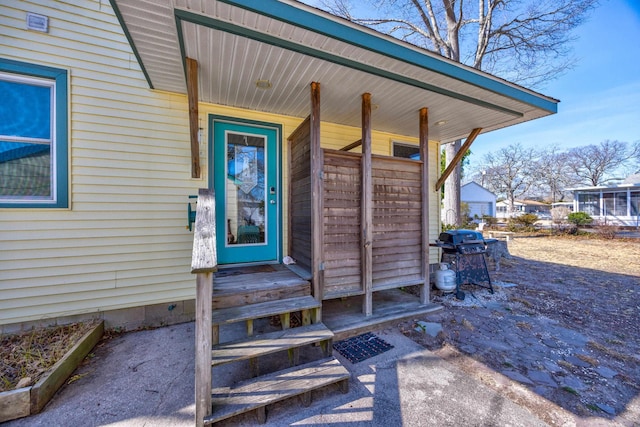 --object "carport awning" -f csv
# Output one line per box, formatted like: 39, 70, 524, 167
110, 0, 558, 142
